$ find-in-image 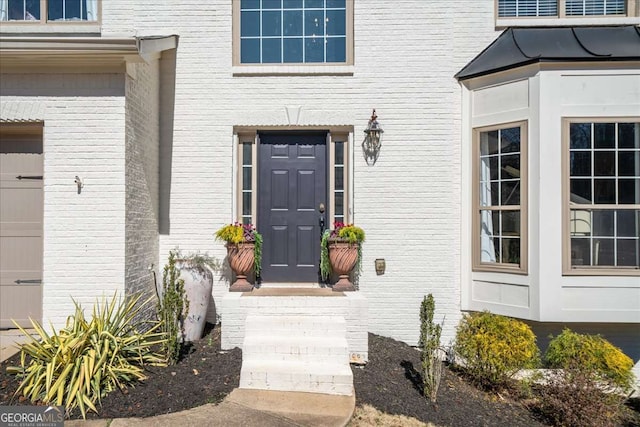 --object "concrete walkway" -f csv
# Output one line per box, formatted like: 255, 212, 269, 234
0, 328, 34, 362
66, 389, 355, 427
